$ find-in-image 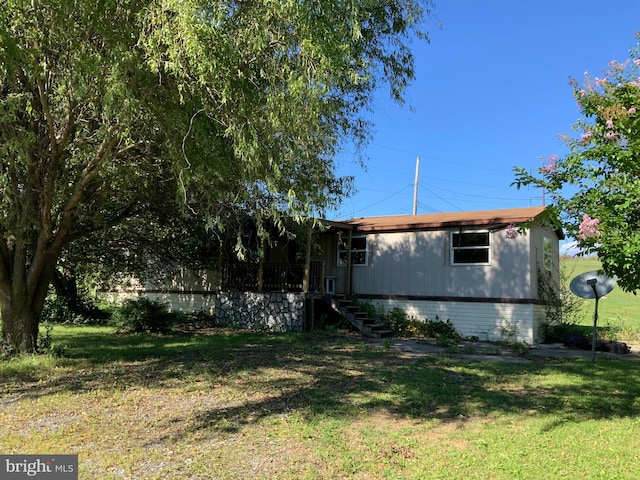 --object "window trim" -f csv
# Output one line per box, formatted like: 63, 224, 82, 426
450, 230, 491, 265
337, 235, 368, 267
